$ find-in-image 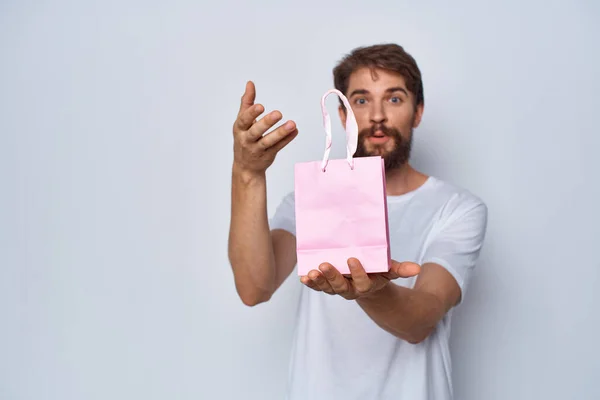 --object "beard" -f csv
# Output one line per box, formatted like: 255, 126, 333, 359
354, 124, 413, 170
